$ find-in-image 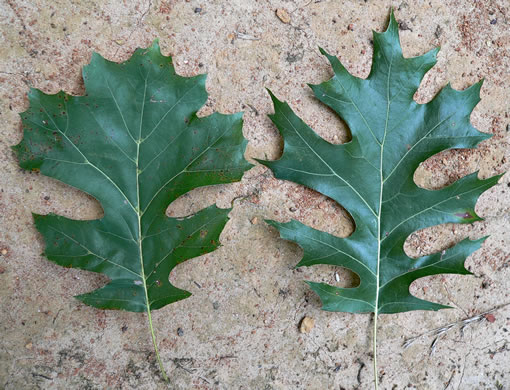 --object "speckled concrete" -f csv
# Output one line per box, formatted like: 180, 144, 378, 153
1, 1, 509, 389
